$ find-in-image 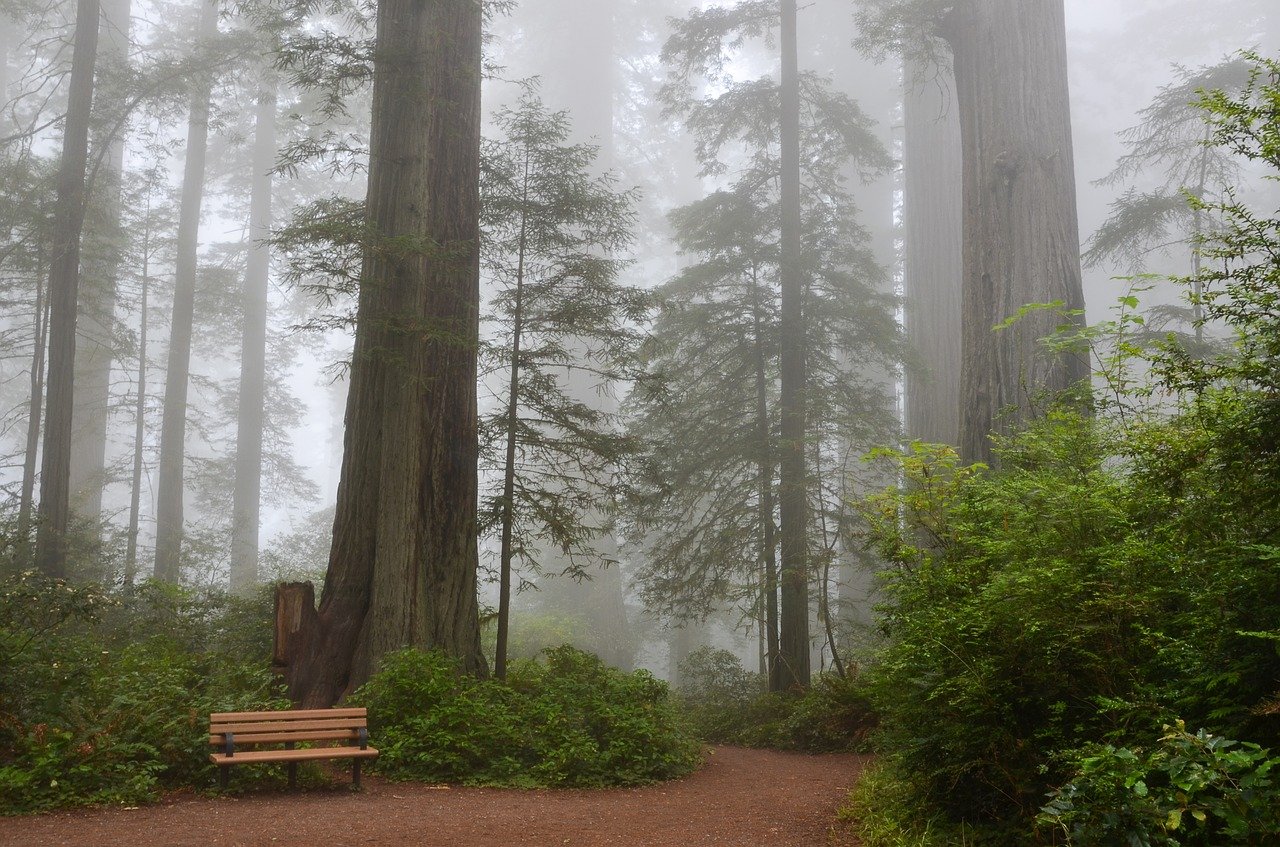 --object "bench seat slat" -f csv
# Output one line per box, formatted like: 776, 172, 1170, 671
210, 717, 367, 734
207, 729, 359, 746
210, 746, 379, 766
209, 708, 367, 723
